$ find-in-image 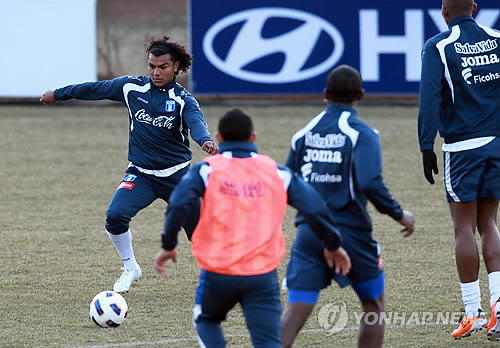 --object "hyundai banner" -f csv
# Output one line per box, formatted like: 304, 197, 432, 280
189, 0, 500, 95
